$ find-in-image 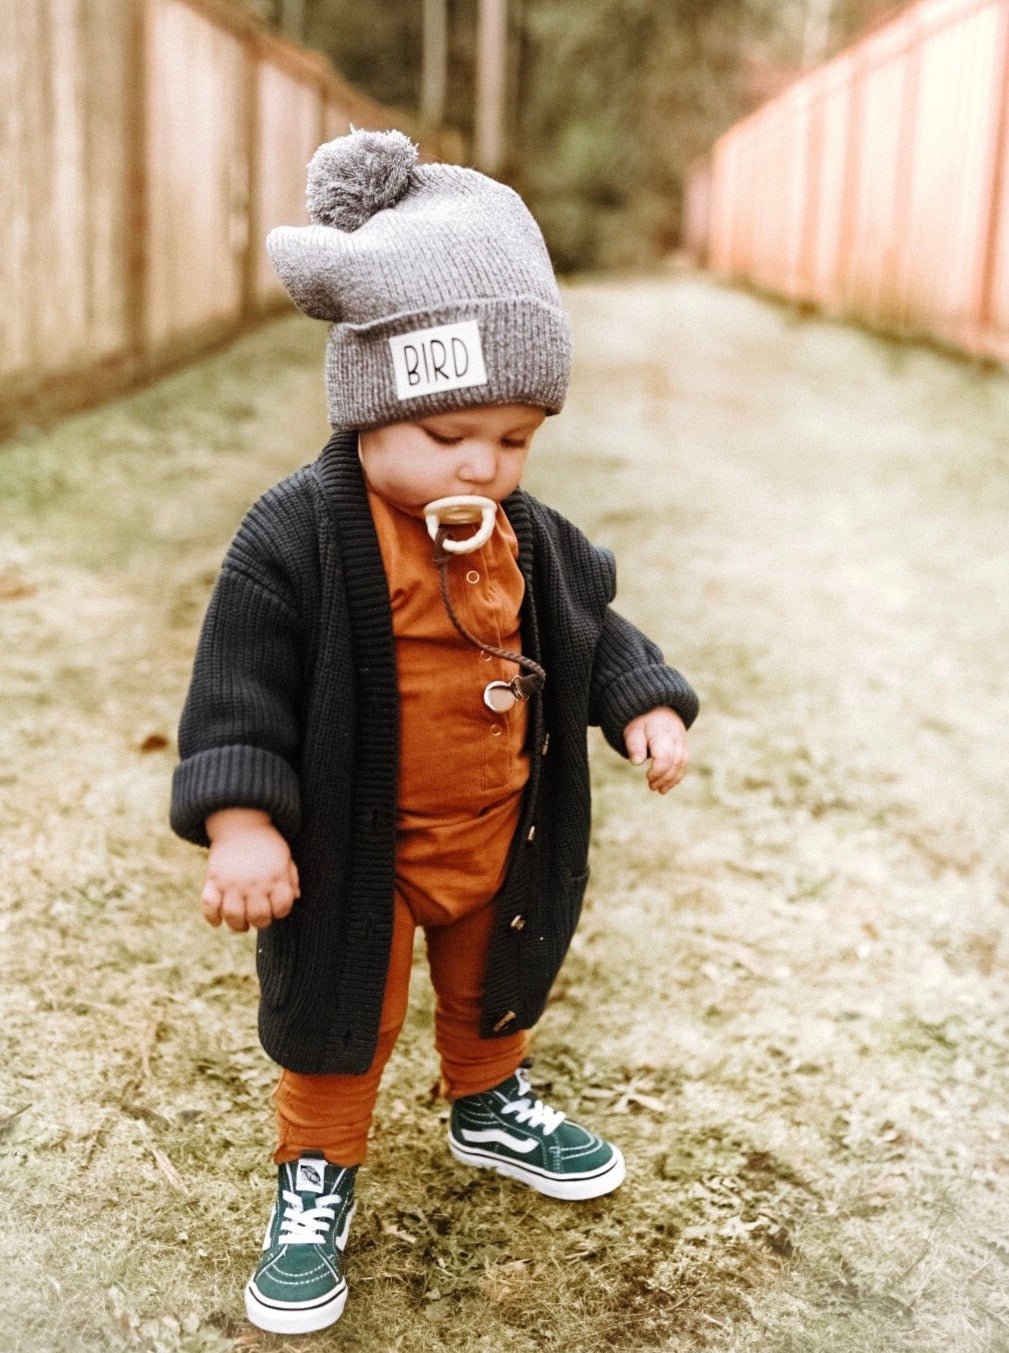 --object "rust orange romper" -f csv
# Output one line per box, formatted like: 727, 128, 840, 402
274, 491, 532, 1165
